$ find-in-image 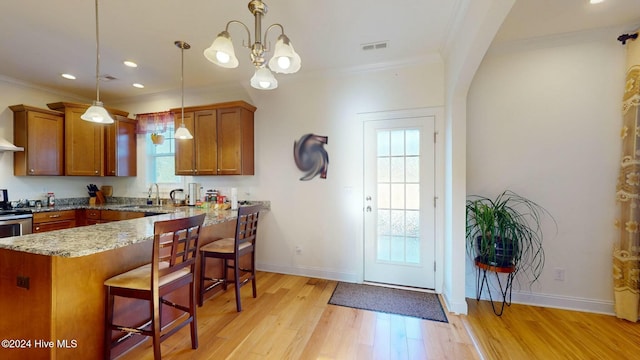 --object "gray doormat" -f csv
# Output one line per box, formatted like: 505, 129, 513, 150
328, 282, 448, 323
